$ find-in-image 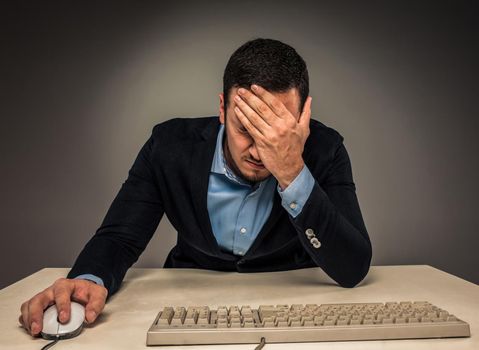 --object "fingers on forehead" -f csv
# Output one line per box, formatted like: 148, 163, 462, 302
239, 88, 264, 108
235, 107, 261, 136
251, 85, 285, 114
237, 90, 275, 122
